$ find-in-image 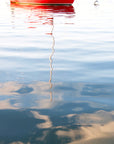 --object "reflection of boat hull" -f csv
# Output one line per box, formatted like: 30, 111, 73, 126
11, 0, 74, 5
11, 3, 75, 14
11, 3, 75, 28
